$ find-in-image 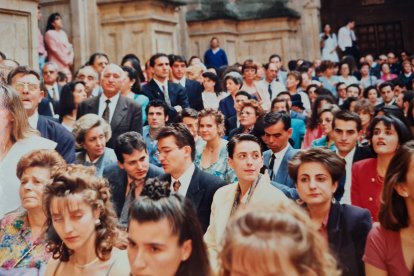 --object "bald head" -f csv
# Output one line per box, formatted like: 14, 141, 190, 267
101, 63, 125, 98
